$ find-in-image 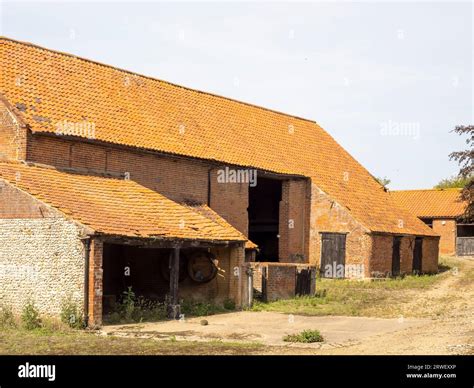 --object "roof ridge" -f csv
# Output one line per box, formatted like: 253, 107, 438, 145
0, 36, 317, 125
391, 188, 462, 192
